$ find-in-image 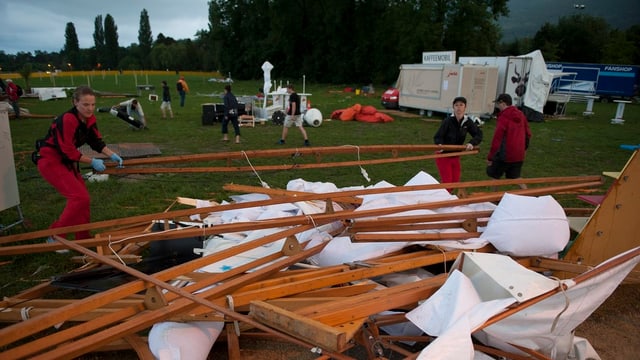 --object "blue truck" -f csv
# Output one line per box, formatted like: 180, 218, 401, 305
546, 62, 640, 102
